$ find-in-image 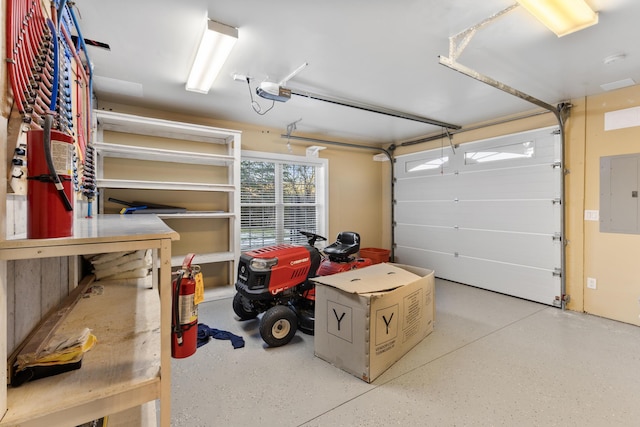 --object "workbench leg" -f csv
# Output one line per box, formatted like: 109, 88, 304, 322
1, 260, 7, 419
158, 239, 172, 427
